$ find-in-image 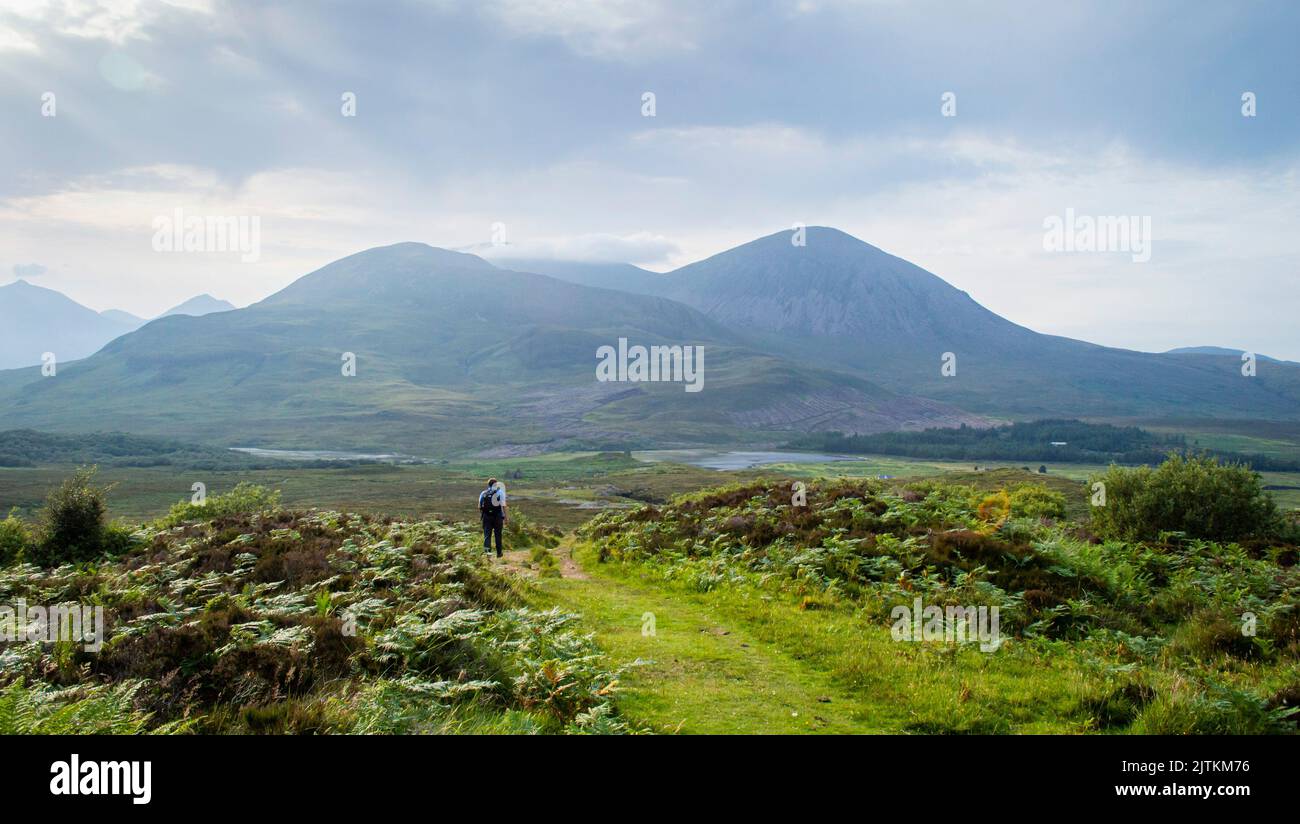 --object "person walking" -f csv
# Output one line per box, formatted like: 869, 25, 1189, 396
478, 478, 508, 558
